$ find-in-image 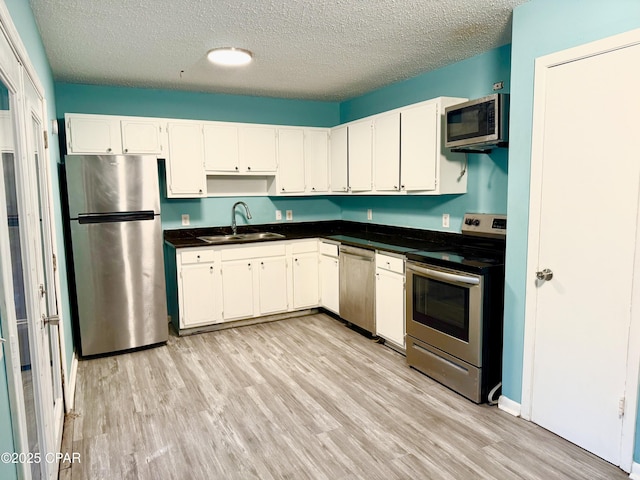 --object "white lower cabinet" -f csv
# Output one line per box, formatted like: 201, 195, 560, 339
257, 257, 289, 315
319, 241, 340, 314
177, 248, 222, 328
375, 252, 405, 348
292, 240, 320, 309
221, 259, 256, 320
